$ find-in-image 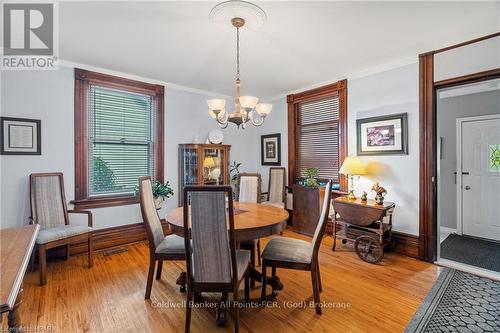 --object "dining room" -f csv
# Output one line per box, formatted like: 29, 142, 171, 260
1, 1, 499, 333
